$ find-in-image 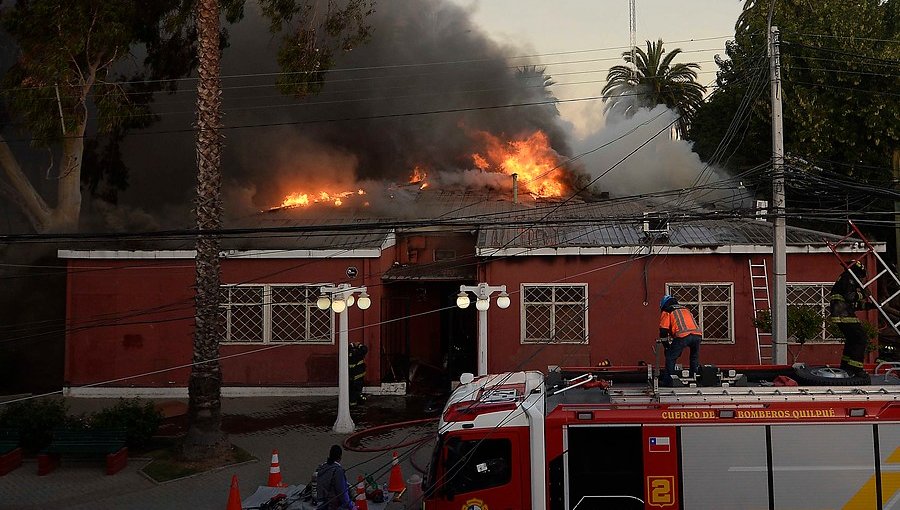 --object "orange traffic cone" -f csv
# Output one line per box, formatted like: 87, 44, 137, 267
226, 474, 242, 510
355, 475, 369, 510
267, 449, 286, 487
388, 451, 406, 497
